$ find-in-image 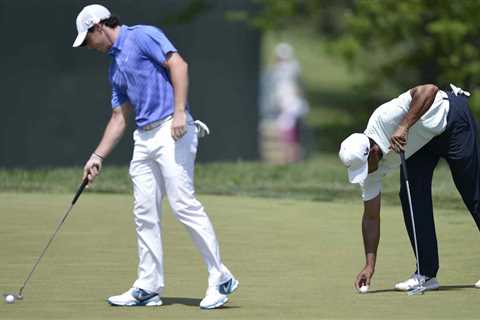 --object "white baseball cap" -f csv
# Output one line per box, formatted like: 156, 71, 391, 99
339, 133, 370, 184
72, 4, 111, 47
